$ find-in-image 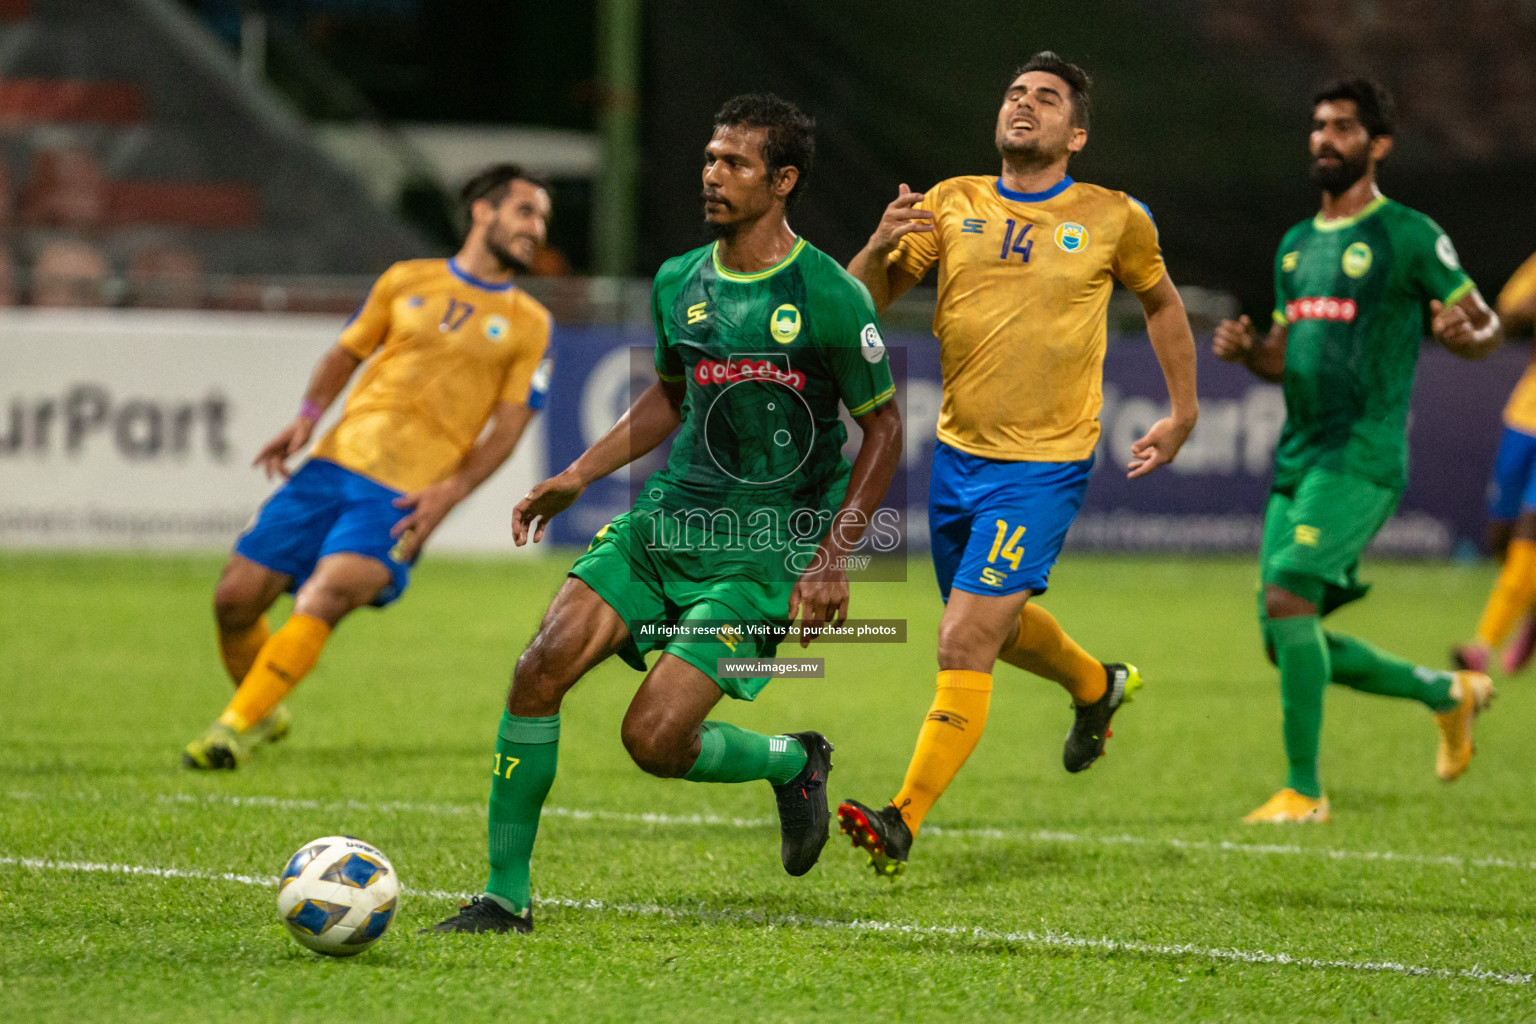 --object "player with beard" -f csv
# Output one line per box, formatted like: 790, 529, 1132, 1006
1213, 78, 1503, 822
837, 52, 1200, 877
430, 94, 902, 934
183, 164, 555, 769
